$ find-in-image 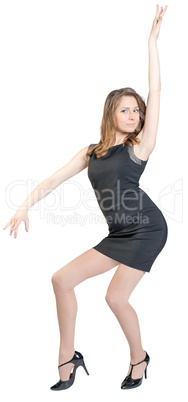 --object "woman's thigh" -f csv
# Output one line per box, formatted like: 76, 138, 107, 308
52, 248, 119, 290
106, 264, 146, 303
